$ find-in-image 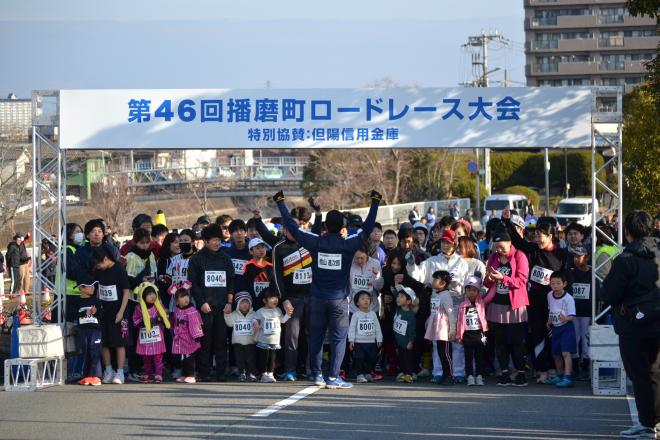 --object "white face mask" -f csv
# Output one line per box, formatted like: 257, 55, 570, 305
73, 232, 85, 245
